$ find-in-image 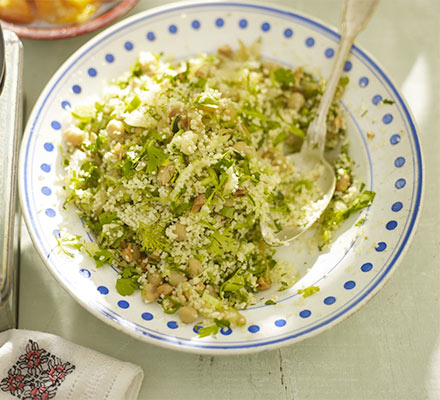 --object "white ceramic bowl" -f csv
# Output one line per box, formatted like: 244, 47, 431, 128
19, 1, 423, 354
